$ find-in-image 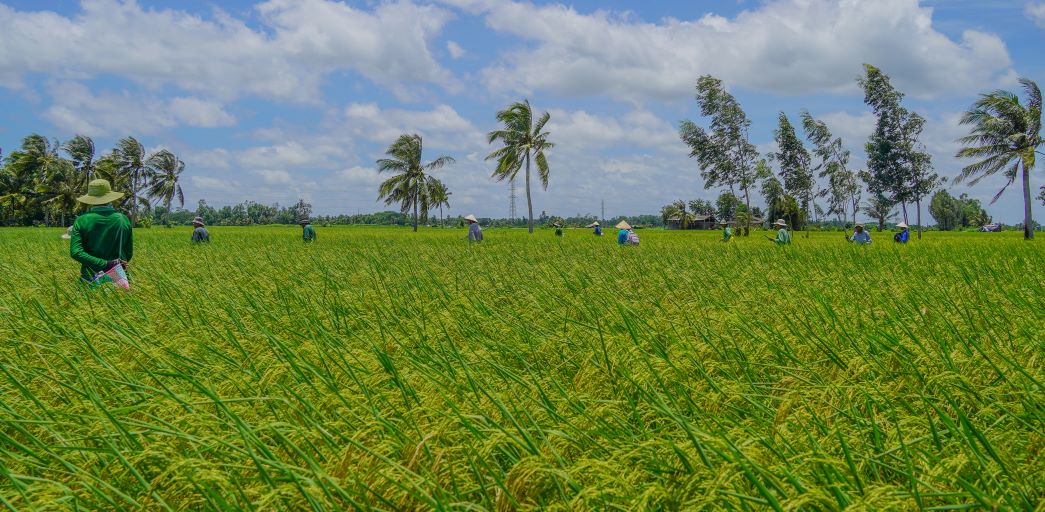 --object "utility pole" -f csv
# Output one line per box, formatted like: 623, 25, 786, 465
601, 199, 605, 223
